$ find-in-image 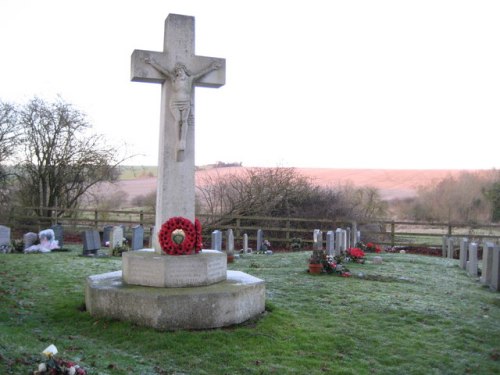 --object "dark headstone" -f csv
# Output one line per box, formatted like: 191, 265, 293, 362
82, 230, 101, 256
51, 224, 64, 248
